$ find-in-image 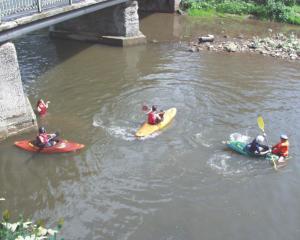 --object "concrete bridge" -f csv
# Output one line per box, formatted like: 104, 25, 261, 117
0, 0, 181, 140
